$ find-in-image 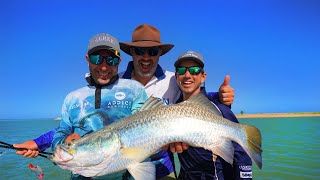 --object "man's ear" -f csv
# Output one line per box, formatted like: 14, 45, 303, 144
201, 72, 207, 83
85, 54, 90, 62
